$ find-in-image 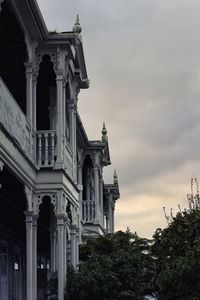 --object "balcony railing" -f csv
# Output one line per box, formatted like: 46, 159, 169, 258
0, 77, 31, 155
82, 200, 95, 223
36, 130, 57, 167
